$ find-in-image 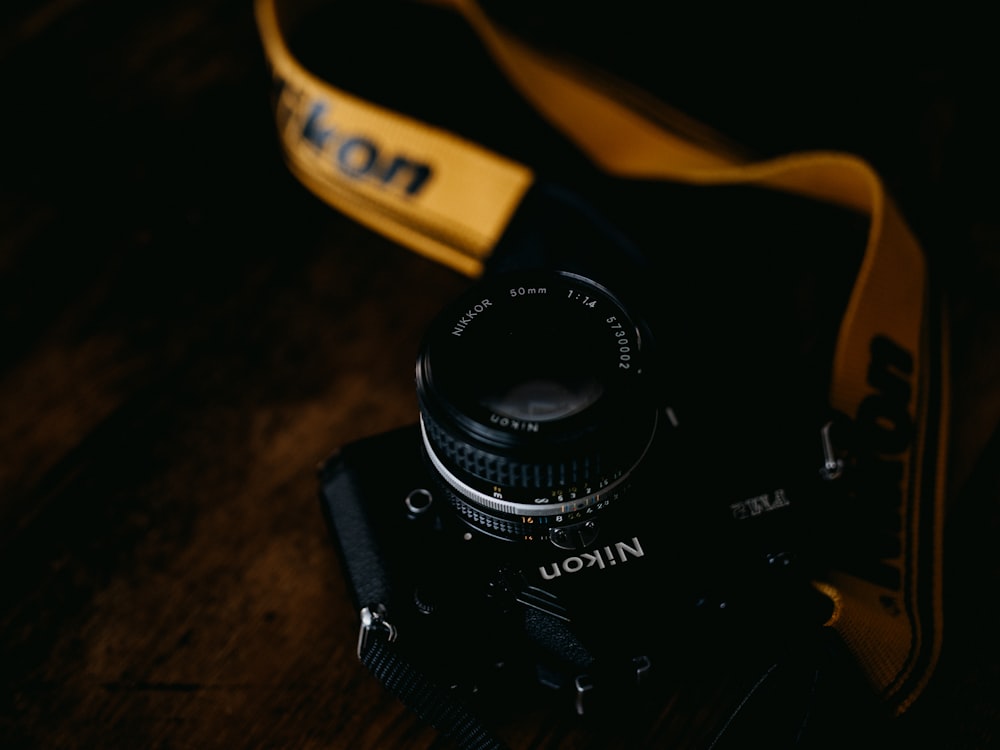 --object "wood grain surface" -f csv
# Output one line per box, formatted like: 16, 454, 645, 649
2, 2, 998, 748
